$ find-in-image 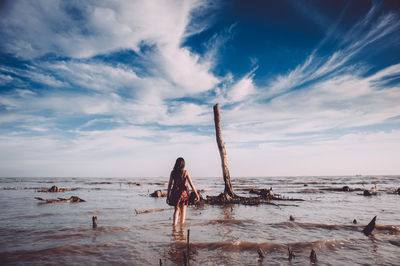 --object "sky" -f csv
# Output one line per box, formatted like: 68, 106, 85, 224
0, 0, 400, 178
